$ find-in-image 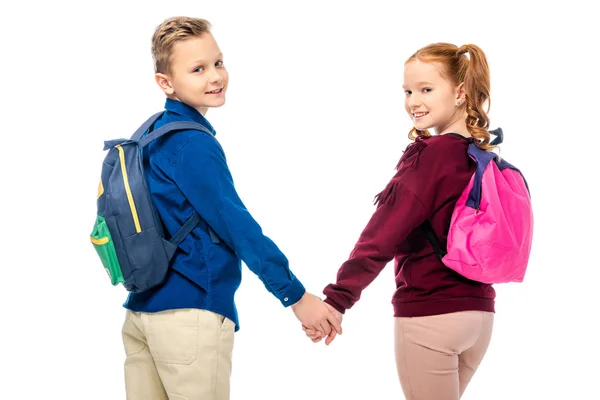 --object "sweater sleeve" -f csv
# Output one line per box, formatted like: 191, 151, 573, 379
173, 132, 305, 307
323, 139, 448, 313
